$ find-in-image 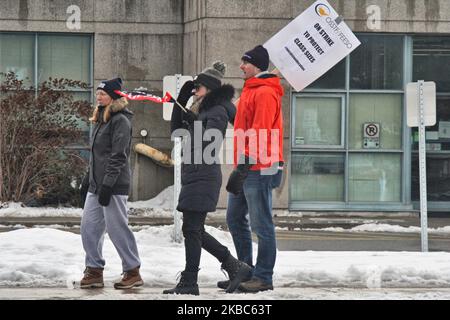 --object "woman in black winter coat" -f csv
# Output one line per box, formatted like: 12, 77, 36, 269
163, 62, 251, 296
